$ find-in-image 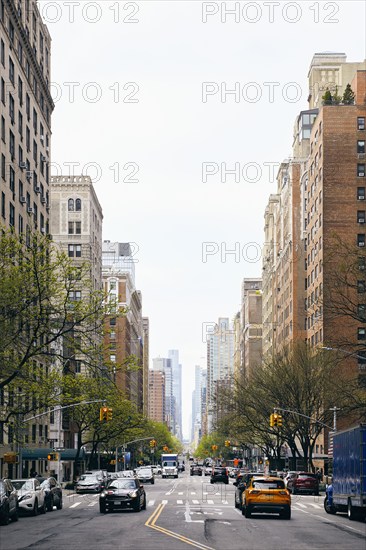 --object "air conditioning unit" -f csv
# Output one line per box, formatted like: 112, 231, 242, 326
359, 242, 365, 247
26, 171, 32, 179
19, 161, 27, 169
20, 196, 26, 204
358, 154, 365, 159
41, 196, 46, 204
41, 227, 46, 234
35, 186, 41, 194
27, 207, 33, 214
359, 219, 365, 224
41, 154, 46, 162
46, 146, 49, 153
40, 135, 44, 142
